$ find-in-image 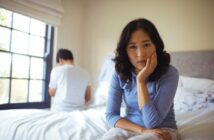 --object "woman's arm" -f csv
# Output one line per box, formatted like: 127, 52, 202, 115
136, 52, 173, 129
136, 53, 157, 109
141, 69, 179, 128
137, 81, 150, 109
136, 52, 179, 128
115, 118, 172, 140
115, 118, 145, 133
106, 72, 123, 127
